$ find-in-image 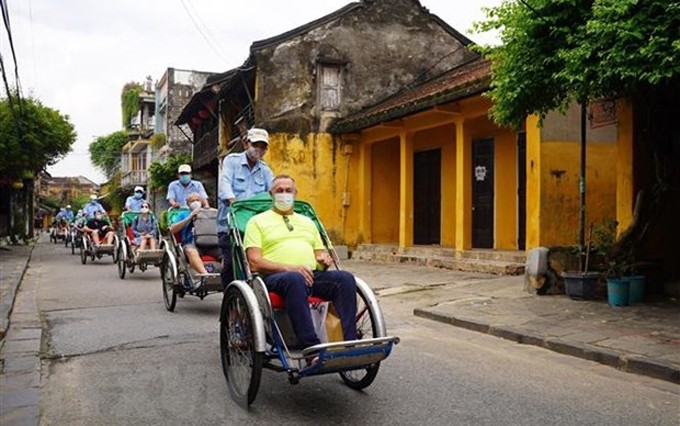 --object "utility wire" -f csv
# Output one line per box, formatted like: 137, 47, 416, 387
178, 0, 228, 65
0, 0, 23, 100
